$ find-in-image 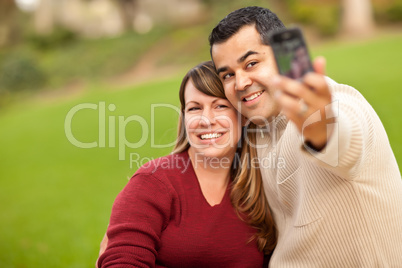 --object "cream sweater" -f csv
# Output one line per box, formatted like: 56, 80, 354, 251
257, 78, 402, 267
